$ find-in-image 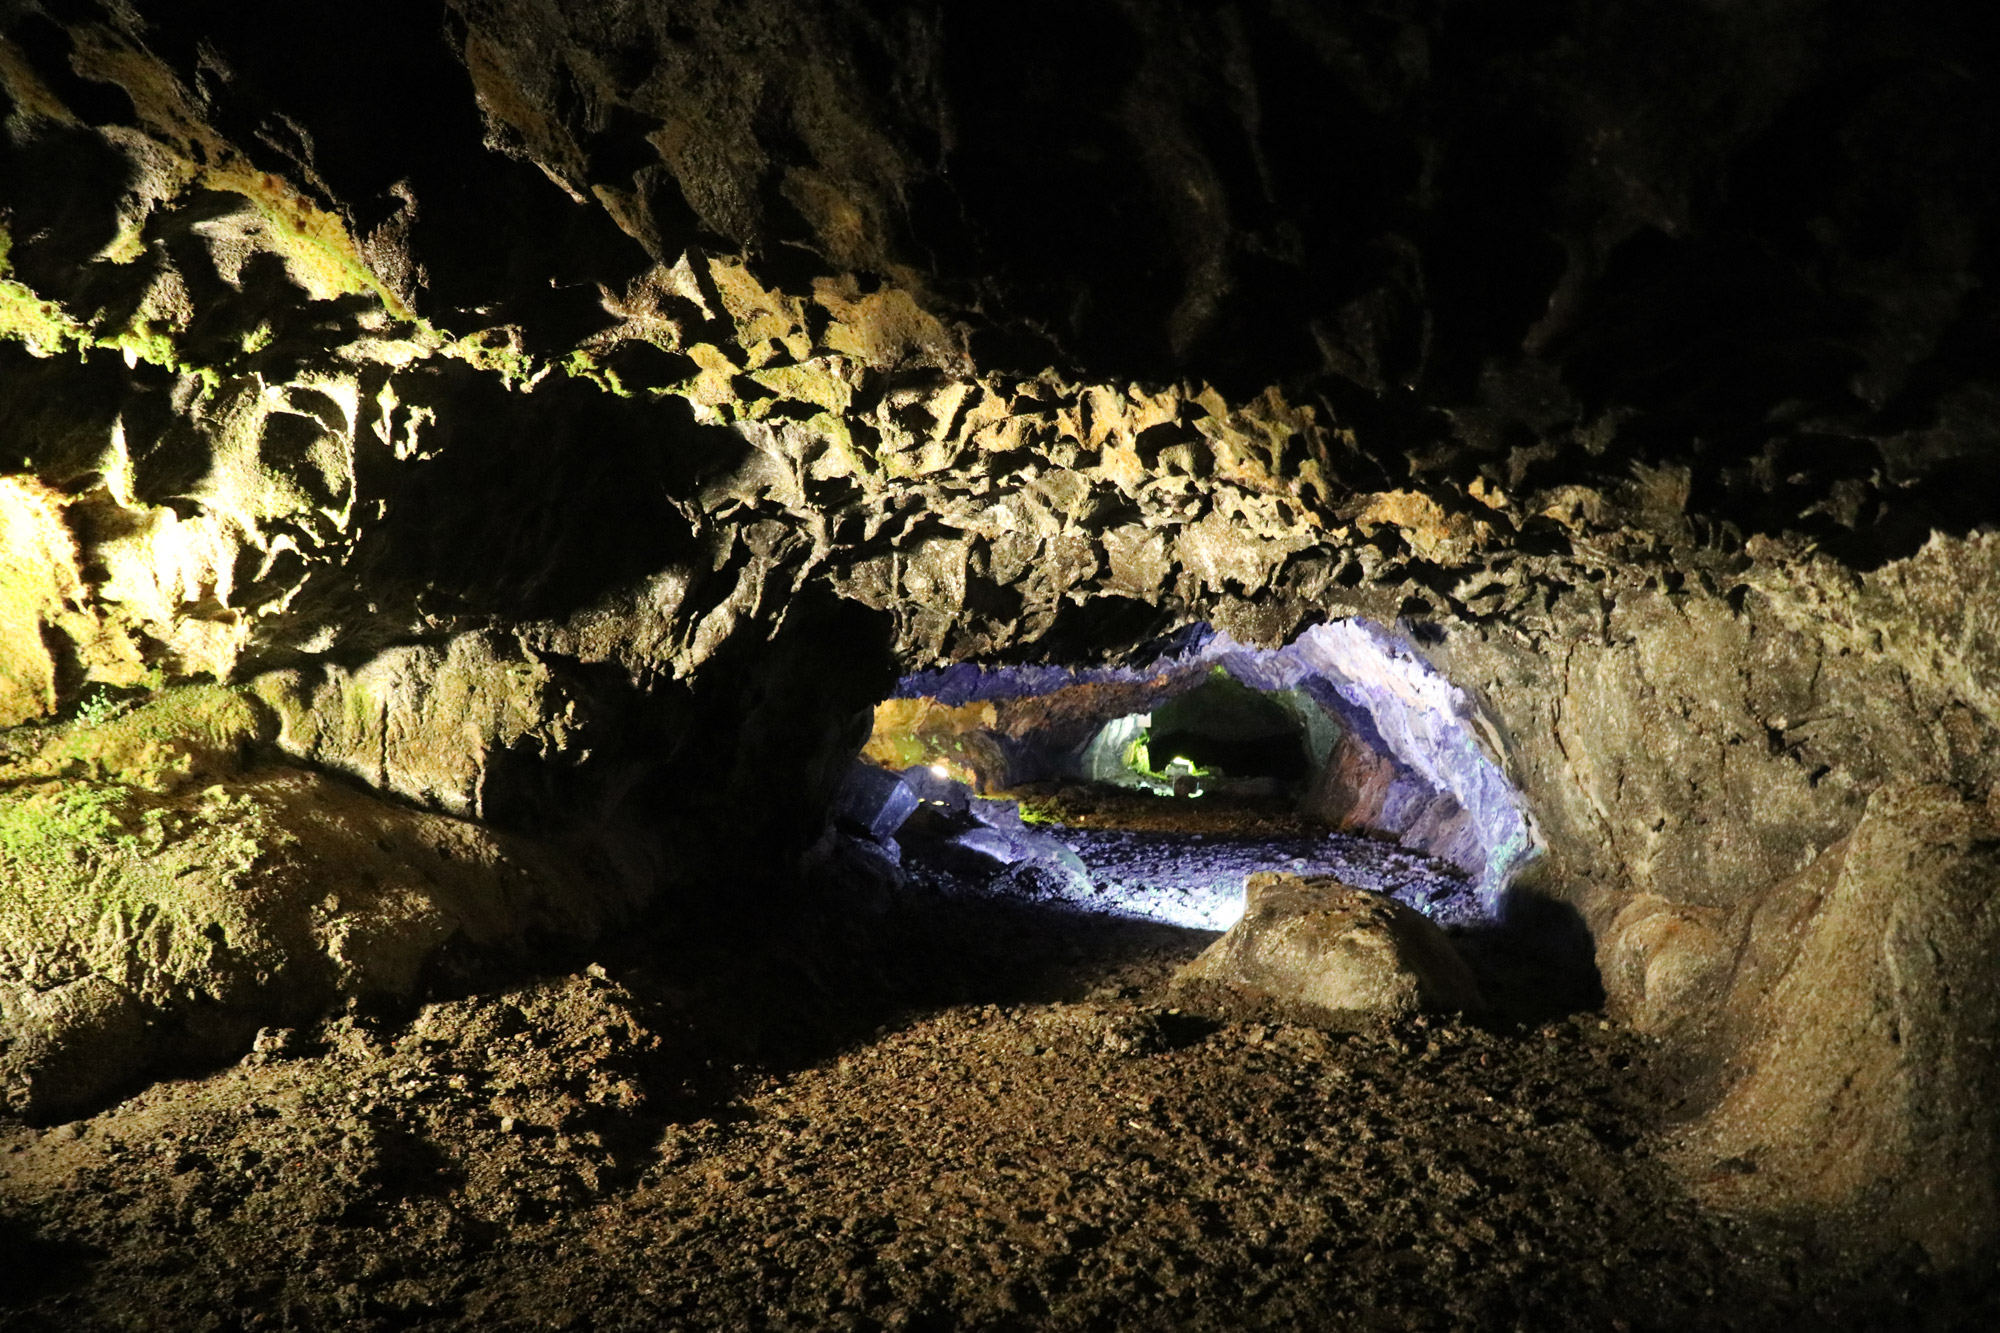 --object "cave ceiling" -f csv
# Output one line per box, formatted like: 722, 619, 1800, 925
2, 0, 1995, 713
